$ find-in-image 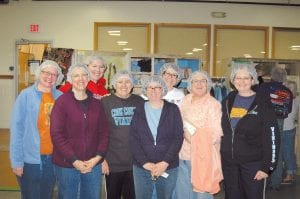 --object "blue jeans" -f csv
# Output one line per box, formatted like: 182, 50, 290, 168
55, 164, 101, 199
174, 160, 213, 199
282, 128, 297, 175
269, 119, 283, 189
17, 155, 56, 199
133, 165, 178, 199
